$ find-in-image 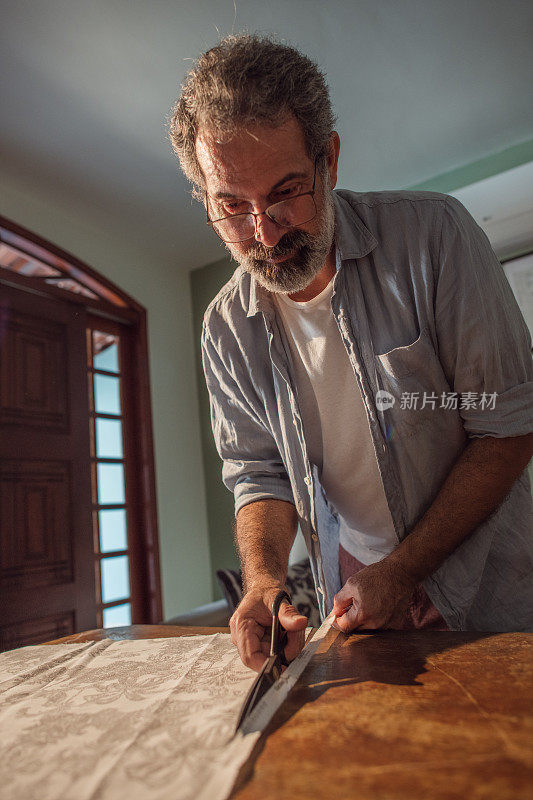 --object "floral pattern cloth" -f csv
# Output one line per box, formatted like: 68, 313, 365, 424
0, 635, 261, 800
